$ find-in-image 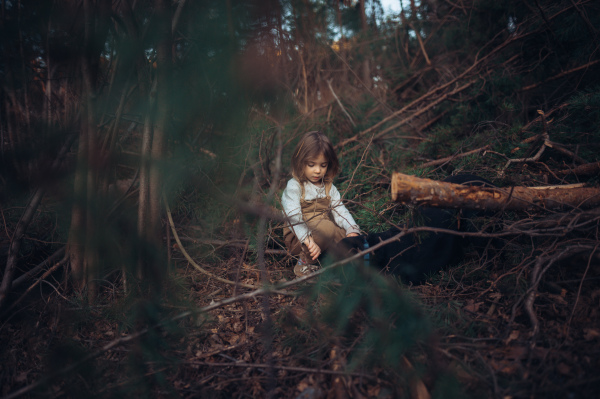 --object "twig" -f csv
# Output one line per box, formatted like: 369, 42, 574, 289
409, 22, 431, 67
515, 245, 589, 337
164, 198, 260, 290
372, 80, 476, 142
11, 246, 66, 289
182, 360, 377, 380
2, 257, 68, 316
544, 140, 587, 164
177, 237, 286, 255
522, 60, 600, 91
556, 161, 600, 176
255, 127, 283, 397
326, 79, 355, 126
565, 244, 598, 335
519, 103, 567, 133
503, 133, 549, 170
0, 134, 75, 309
420, 145, 490, 168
